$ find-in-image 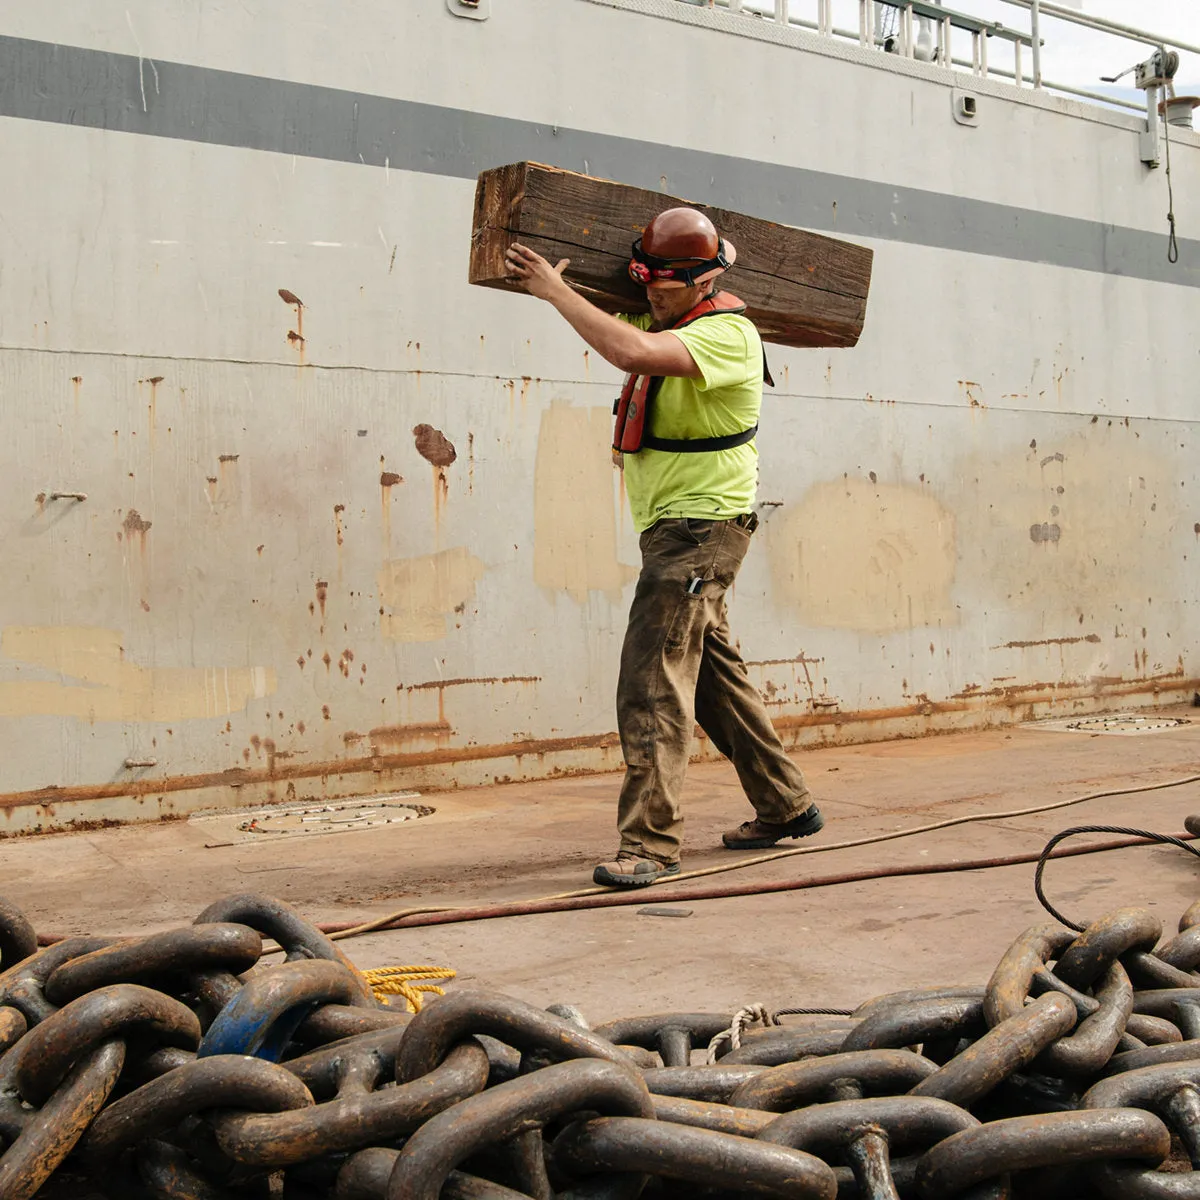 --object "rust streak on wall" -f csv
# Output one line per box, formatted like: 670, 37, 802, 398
744, 655, 824, 669
3, 670, 1196, 816
948, 668, 1185, 703
997, 635, 1103, 649
0, 731, 625, 811
122, 509, 152, 536
412, 424, 457, 467
370, 721, 452, 739
767, 671, 1195, 734
404, 675, 541, 691
774, 701, 969, 731
368, 720, 453, 751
